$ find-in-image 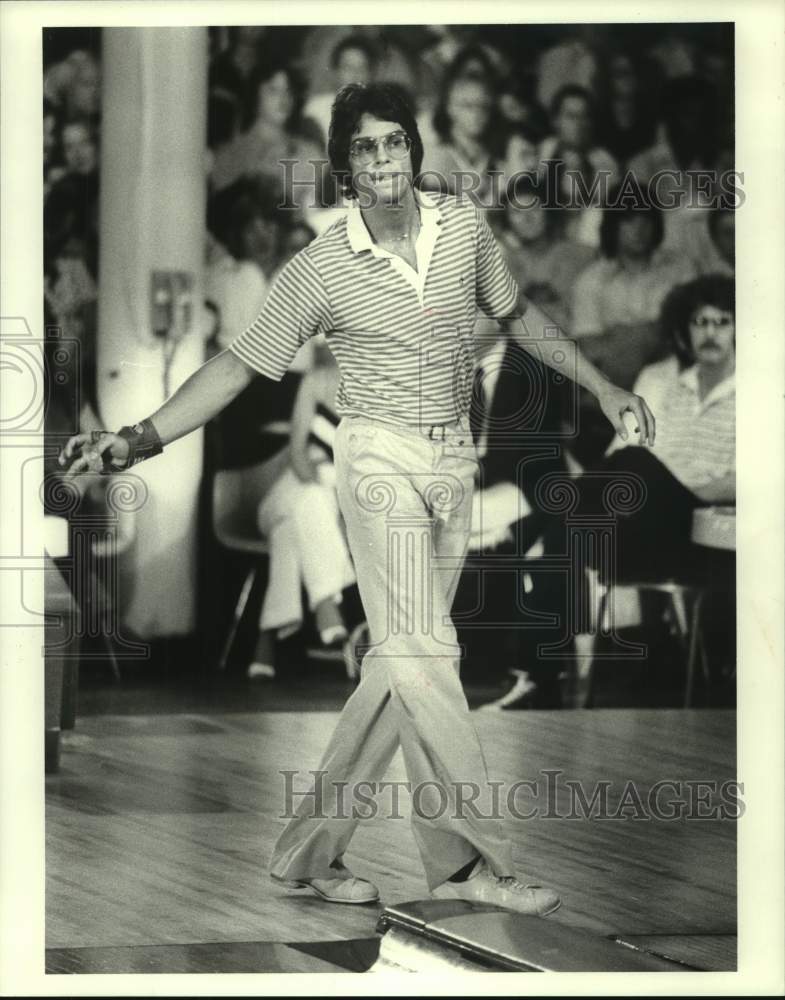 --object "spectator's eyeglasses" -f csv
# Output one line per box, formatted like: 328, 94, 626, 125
349, 131, 411, 166
690, 313, 733, 329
